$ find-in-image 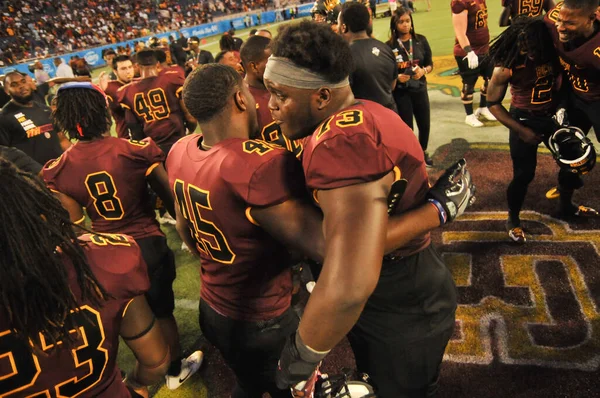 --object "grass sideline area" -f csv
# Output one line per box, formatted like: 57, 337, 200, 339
100, 2, 508, 396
